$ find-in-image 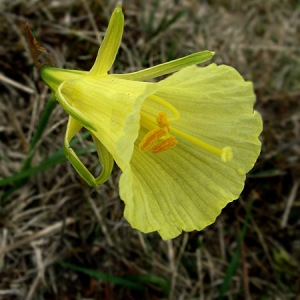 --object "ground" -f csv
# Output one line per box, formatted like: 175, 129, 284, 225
0, 0, 299, 299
